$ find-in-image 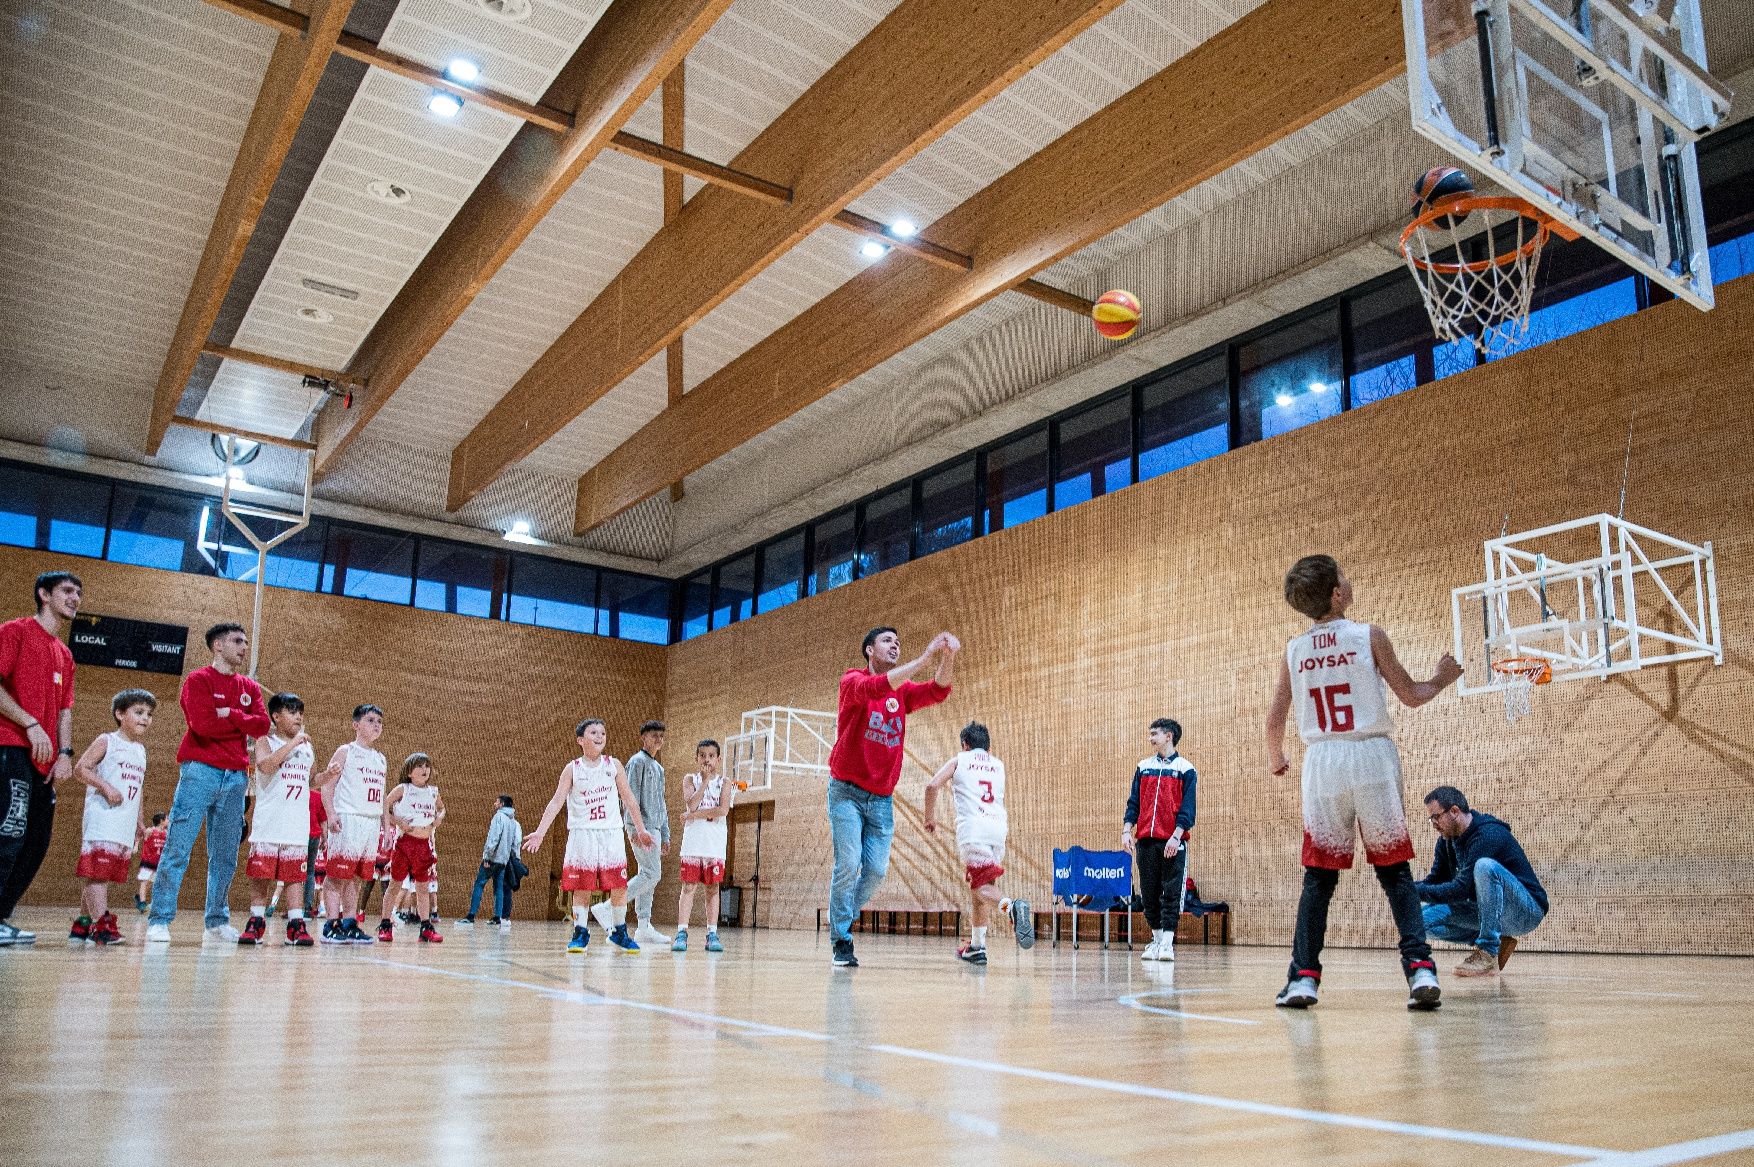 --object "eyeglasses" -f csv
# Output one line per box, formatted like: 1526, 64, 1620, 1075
1427, 811, 1447, 823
